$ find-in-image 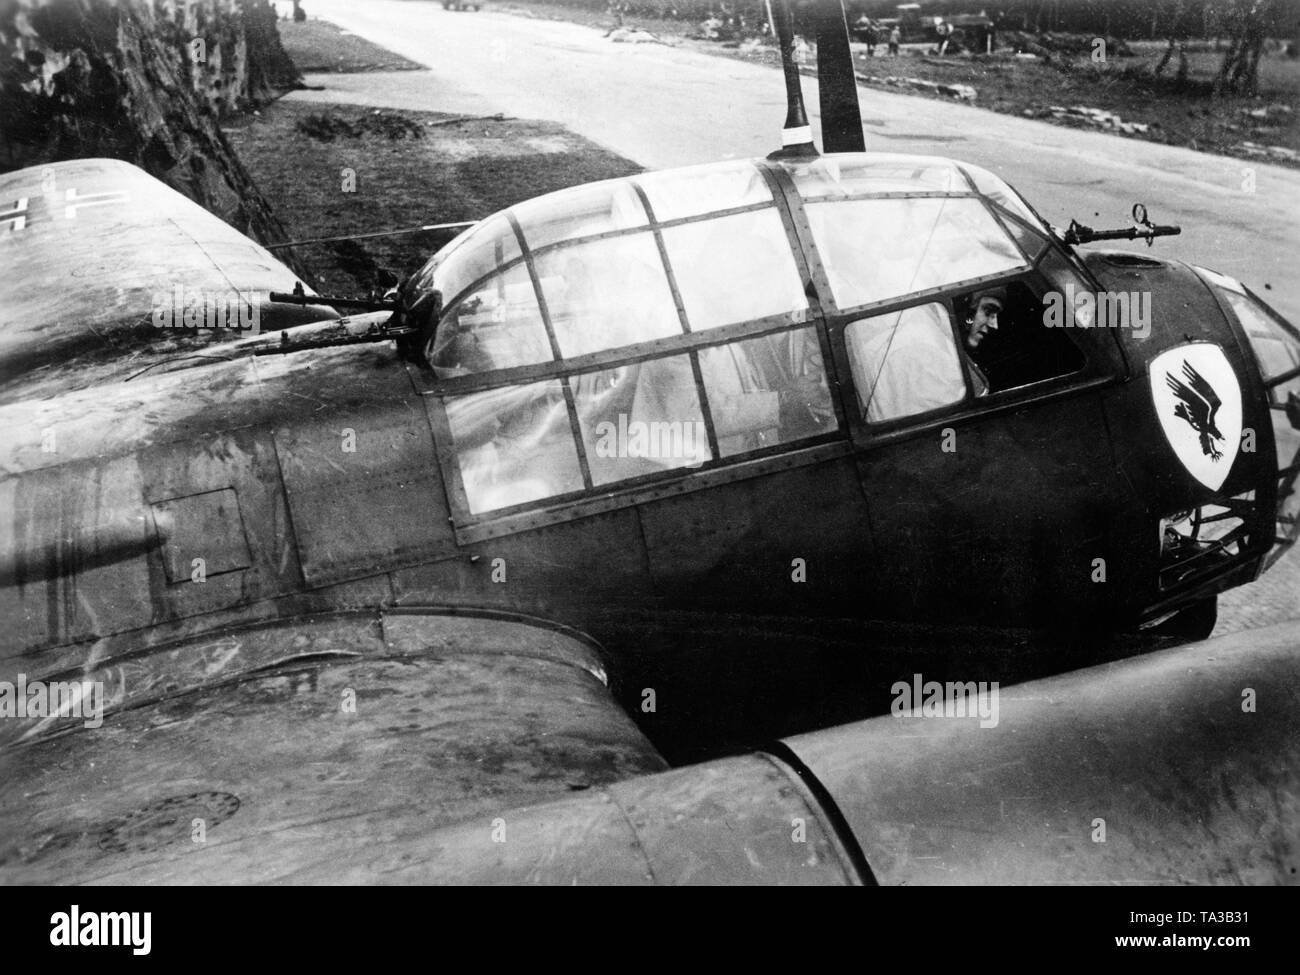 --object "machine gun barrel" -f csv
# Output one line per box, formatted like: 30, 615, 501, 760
1061, 204, 1181, 247
1062, 223, 1181, 245
269, 282, 399, 313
